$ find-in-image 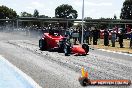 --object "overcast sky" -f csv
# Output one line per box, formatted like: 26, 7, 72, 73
0, 0, 125, 19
